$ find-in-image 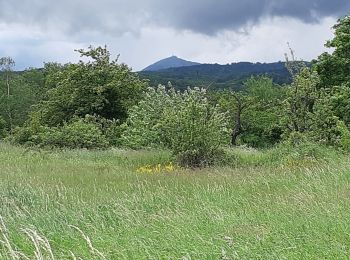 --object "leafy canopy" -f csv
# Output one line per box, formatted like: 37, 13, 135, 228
31, 46, 146, 127
315, 15, 350, 88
